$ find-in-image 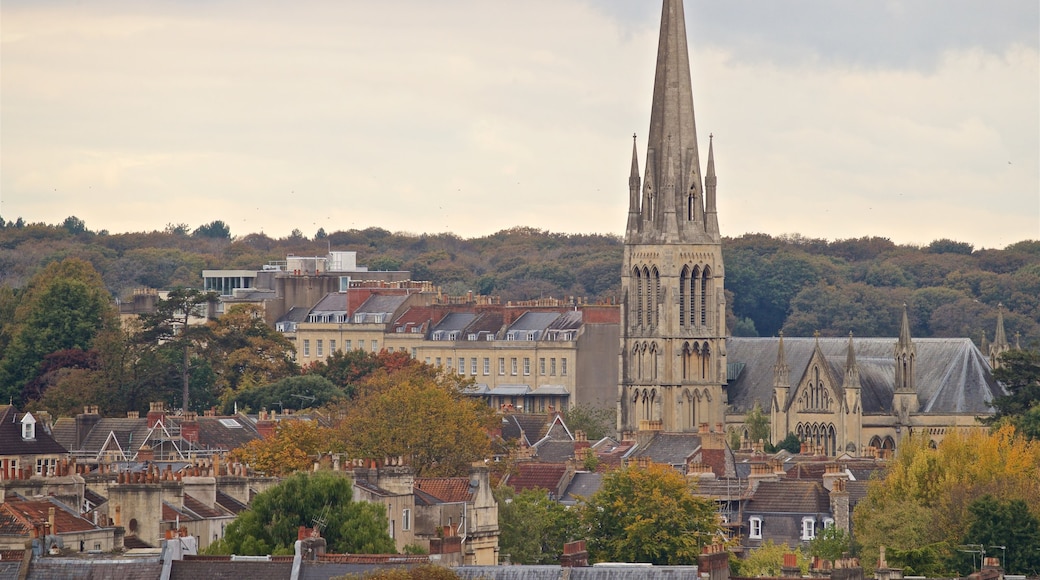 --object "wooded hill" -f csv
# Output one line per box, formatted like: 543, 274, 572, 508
1, 217, 1038, 344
